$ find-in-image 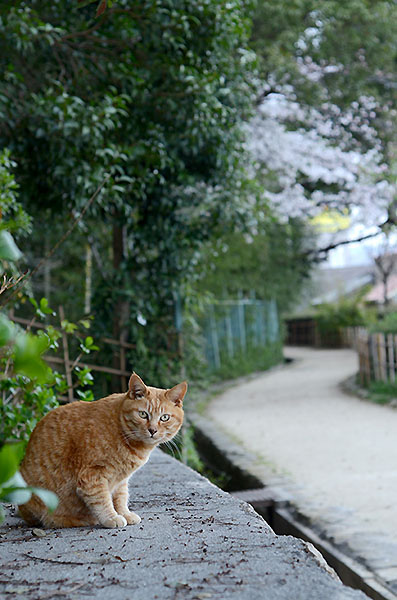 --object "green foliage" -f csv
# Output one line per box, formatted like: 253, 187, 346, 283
0, 298, 97, 522
0, 230, 22, 263
252, 0, 397, 108
197, 219, 312, 313
212, 341, 283, 381
369, 312, 397, 335
300, 1, 397, 108
366, 380, 397, 405
0, 149, 31, 237
316, 300, 365, 346
0, 180, 97, 524
0, 299, 97, 444
0, 0, 258, 387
